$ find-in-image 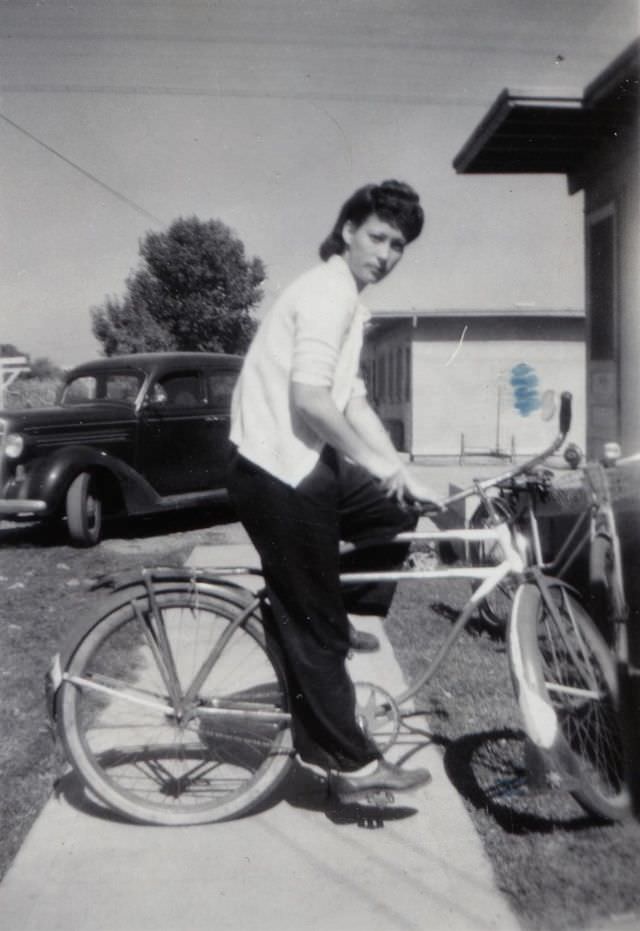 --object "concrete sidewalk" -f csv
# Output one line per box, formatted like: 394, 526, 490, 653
0, 527, 521, 931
